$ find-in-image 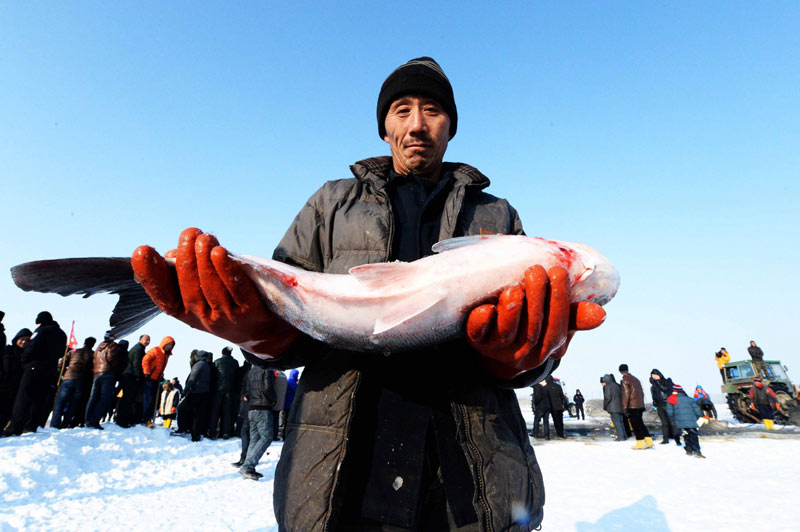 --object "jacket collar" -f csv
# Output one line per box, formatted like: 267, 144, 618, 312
350, 156, 491, 191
